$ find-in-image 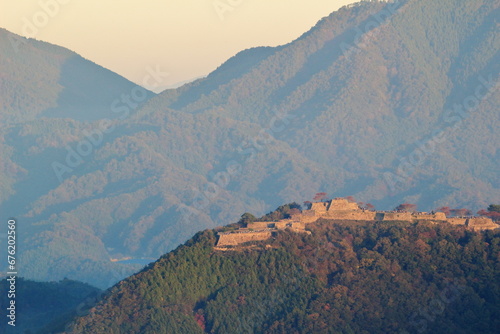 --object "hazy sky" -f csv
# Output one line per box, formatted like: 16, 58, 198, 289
1, 0, 358, 92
